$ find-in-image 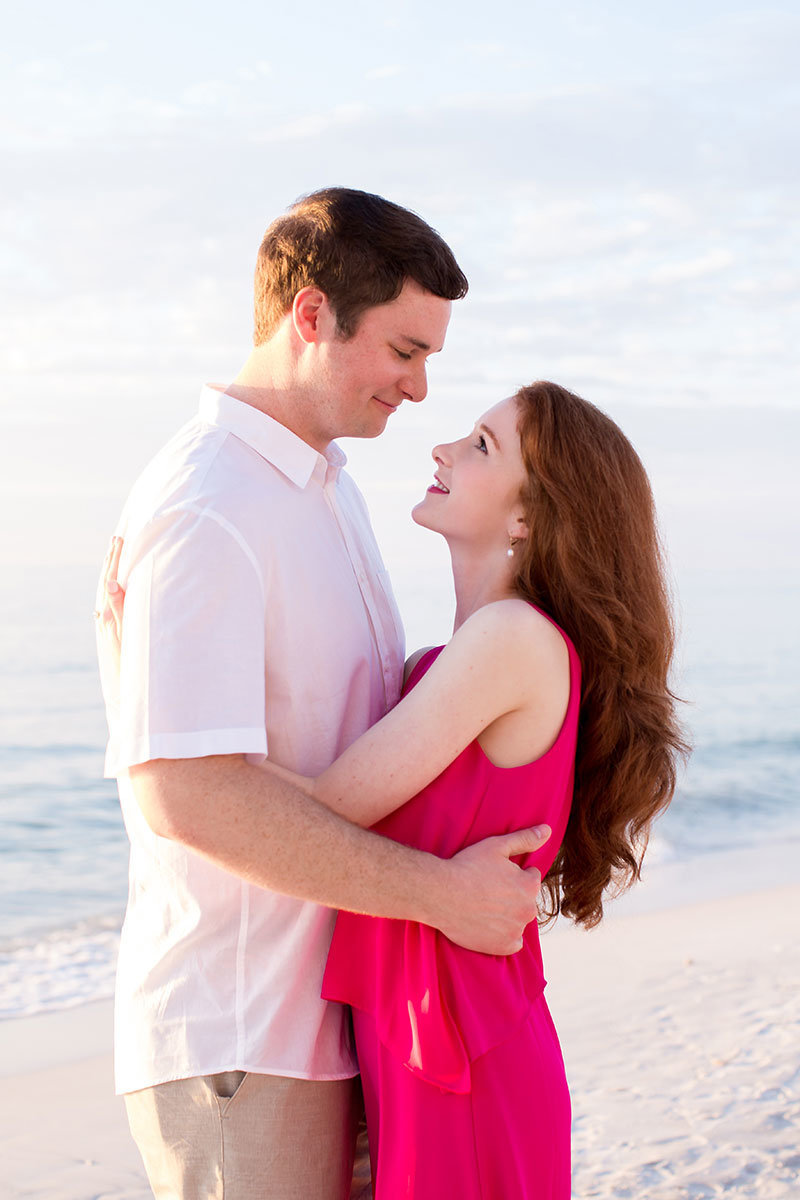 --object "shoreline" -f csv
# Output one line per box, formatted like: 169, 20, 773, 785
2, 868, 798, 1197
5, 830, 799, 1024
